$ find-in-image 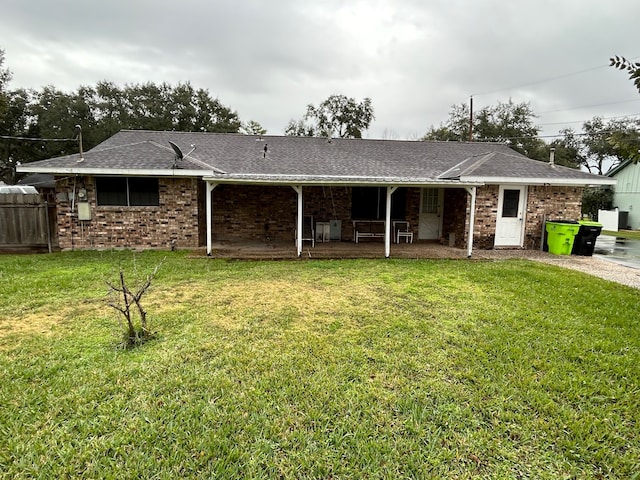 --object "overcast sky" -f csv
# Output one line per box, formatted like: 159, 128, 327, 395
2, 0, 639, 141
